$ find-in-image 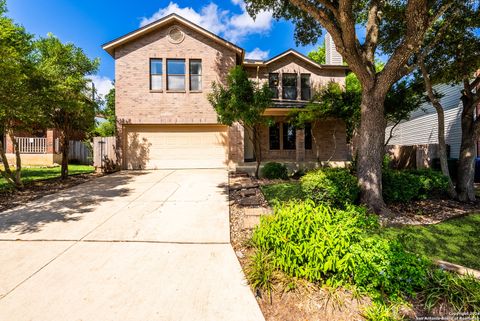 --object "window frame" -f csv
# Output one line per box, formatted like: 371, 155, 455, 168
269, 123, 281, 150
268, 73, 279, 99
282, 73, 298, 100
282, 123, 296, 150
189, 59, 202, 92
166, 58, 186, 91
300, 73, 311, 101
149, 58, 163, 91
